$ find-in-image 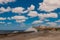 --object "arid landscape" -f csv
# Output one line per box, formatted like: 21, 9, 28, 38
0, 26, 60, 40
0, 0, 60, 40
0, 30, 60, 40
